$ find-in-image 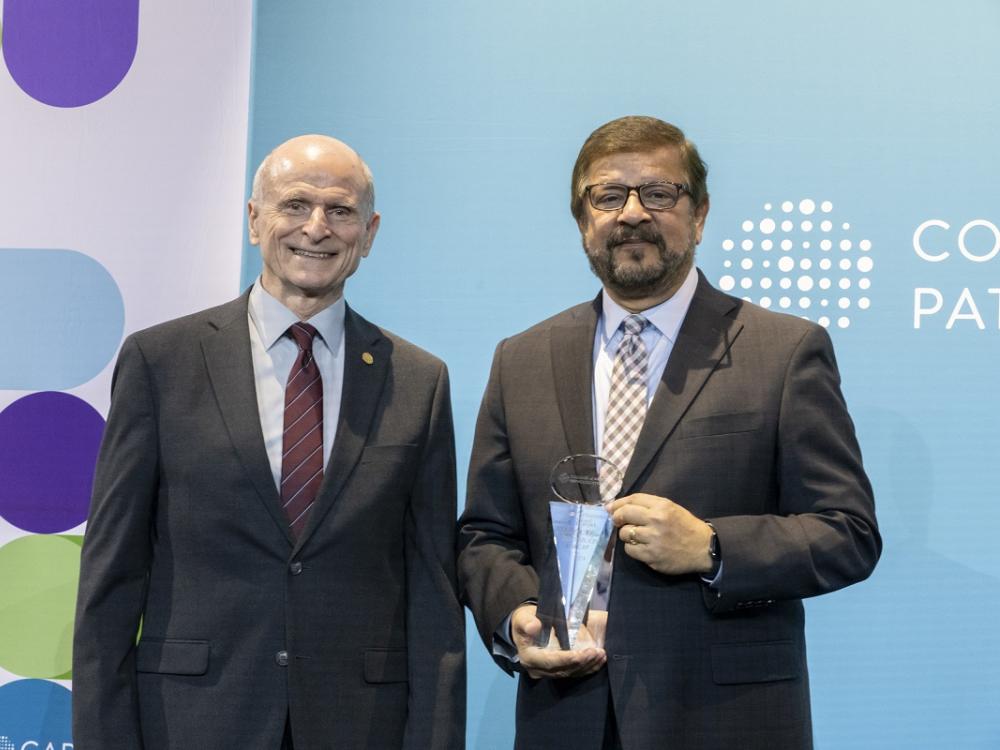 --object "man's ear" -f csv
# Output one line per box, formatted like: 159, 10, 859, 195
693, 195, 710, 245
247, 201, 260, 245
